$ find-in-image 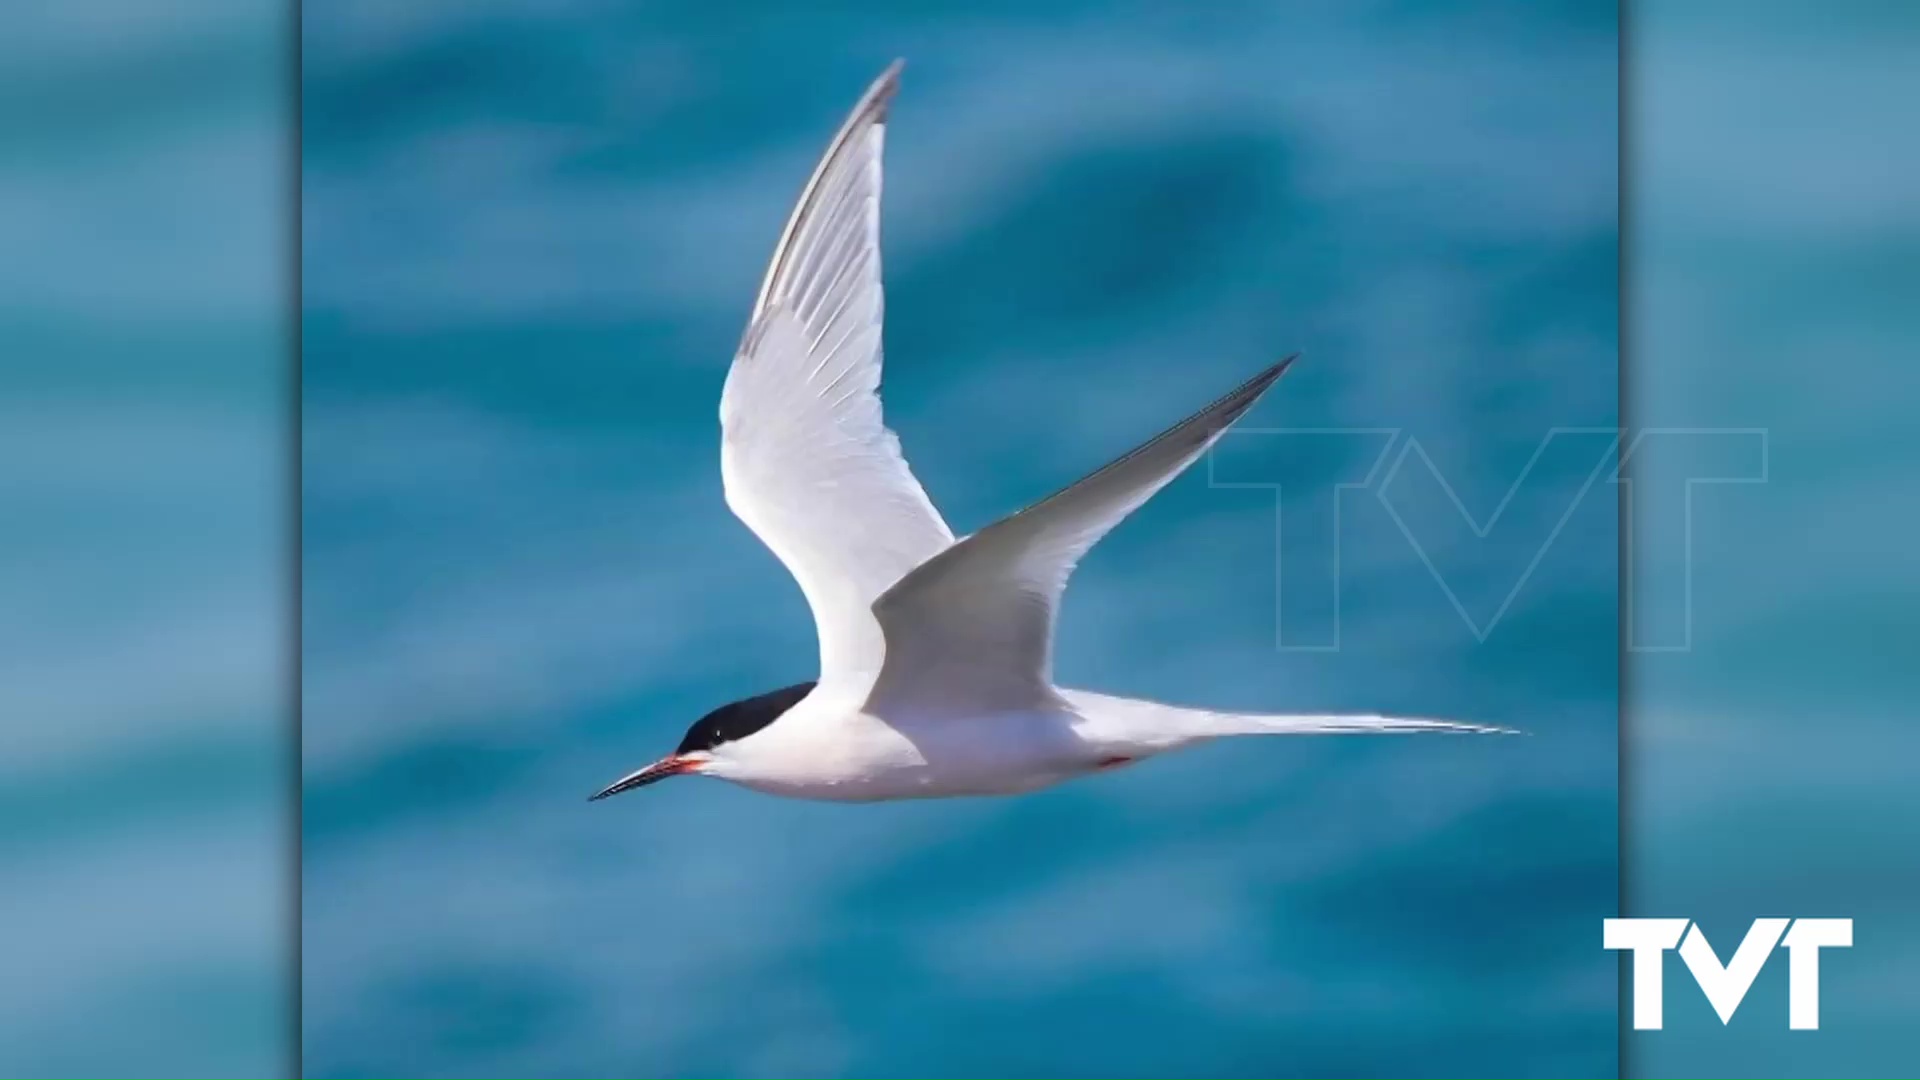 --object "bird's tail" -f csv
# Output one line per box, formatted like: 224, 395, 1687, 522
1060, 688, 1516, 757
